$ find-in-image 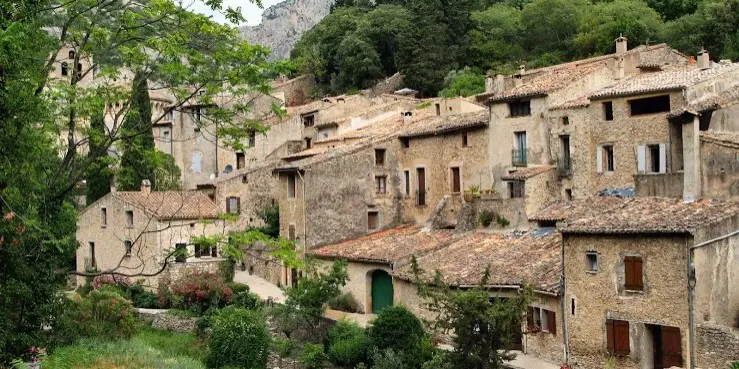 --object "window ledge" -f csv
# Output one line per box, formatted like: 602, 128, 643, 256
101, 225, 107, 229
585, 270, 598, 274
624, 289, 644, 294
